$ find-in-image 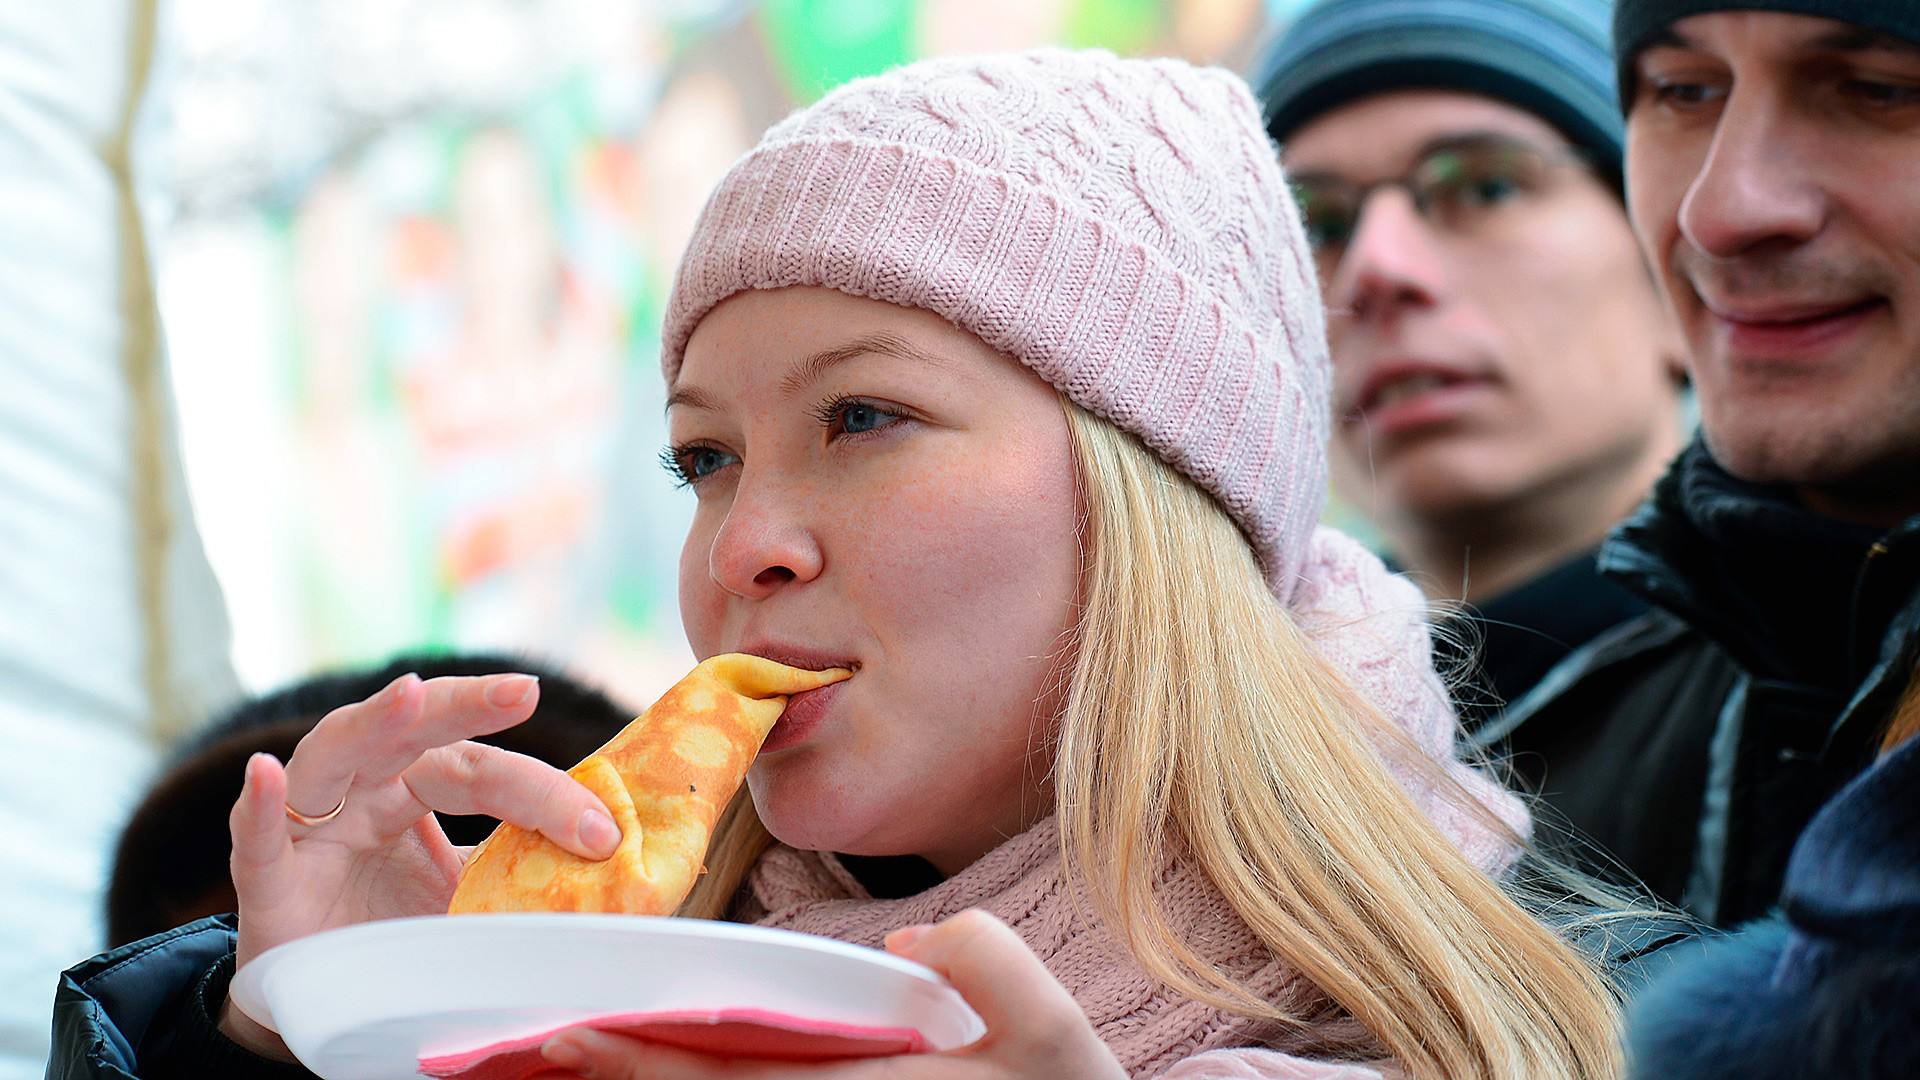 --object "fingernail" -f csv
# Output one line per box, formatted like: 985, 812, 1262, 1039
541, 1036, 586, 1071
486, 674, 538, 708
579, 808, 621, 857
378, 673, 419, 706
885, 923, 931, 952
244, 753, 276, 788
